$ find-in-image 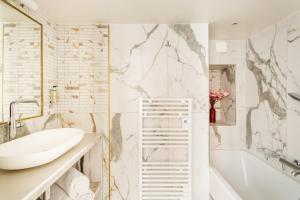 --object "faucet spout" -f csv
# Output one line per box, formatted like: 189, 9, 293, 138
9, 99, 39, 141
291, 170, 300, 177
